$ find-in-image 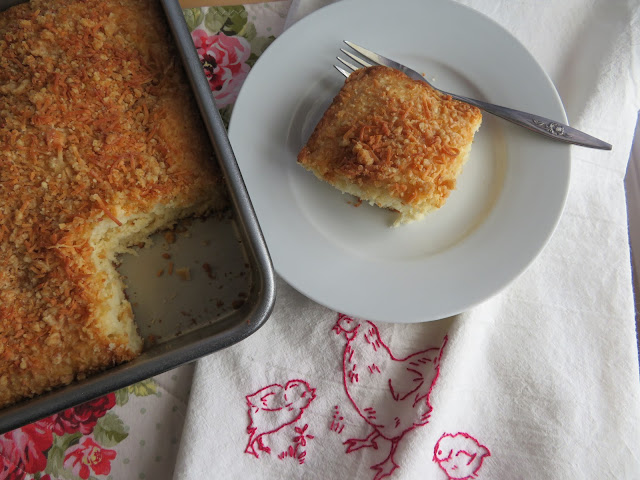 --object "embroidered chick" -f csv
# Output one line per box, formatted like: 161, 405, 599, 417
433, 432, 490, 479
244, 379, 316, 458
